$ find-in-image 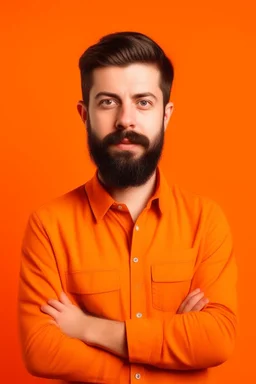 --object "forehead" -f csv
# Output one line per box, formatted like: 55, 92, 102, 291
90, 63, 162, 96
